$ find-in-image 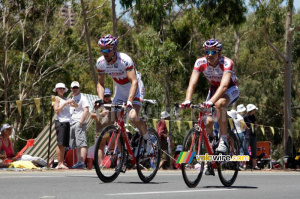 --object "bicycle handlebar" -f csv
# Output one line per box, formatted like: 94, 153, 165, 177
94, 99, 157, 118
173, 103, 216, 120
